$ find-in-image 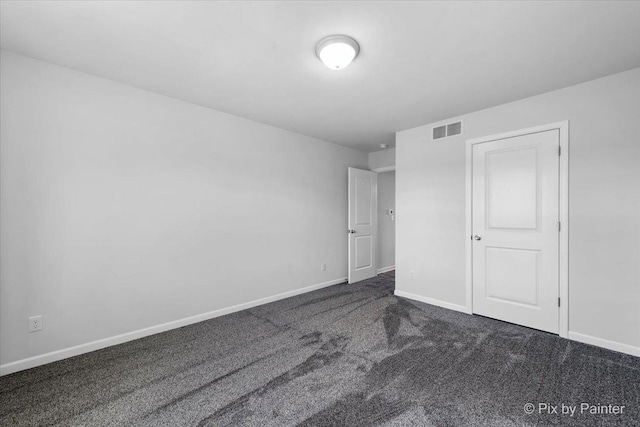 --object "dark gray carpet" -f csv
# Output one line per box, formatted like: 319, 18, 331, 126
1, 275, 638, 426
